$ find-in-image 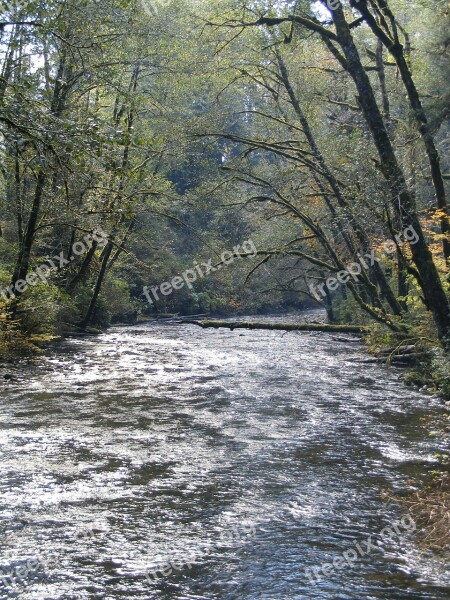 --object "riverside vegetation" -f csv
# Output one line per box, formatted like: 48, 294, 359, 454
0, 0, 449, 559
